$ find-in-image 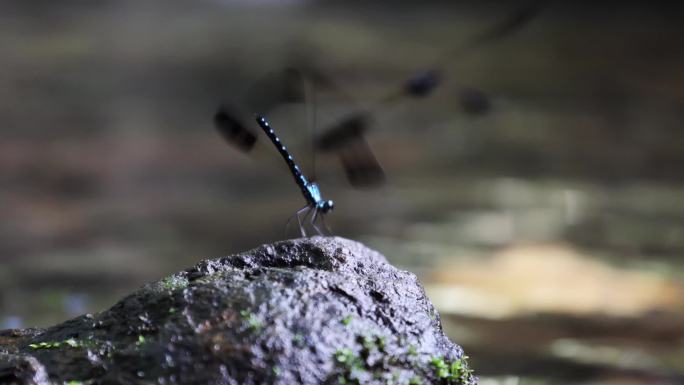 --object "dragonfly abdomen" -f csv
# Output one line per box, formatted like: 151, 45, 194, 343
255, 115, 317, 205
